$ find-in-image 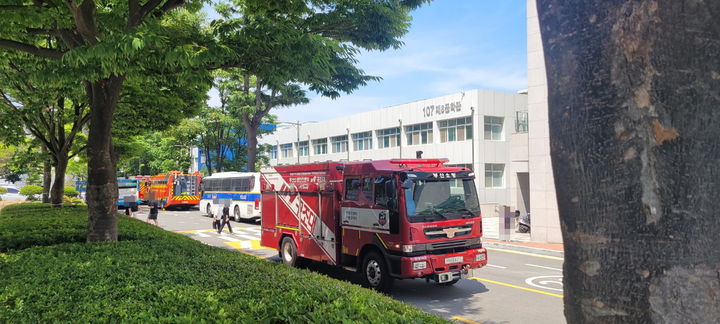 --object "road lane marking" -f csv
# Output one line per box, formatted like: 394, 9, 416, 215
525, 275, 563, 292
451, 316, 482, 324
486, 247, 564, 261
470, 277, 564, 298
174, 229, 215, 233
525, 263, 562, 272
486, 264, 507, 269
235, 234, 259, 240
216, 234, 240, 242
196, 232, 210, 238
